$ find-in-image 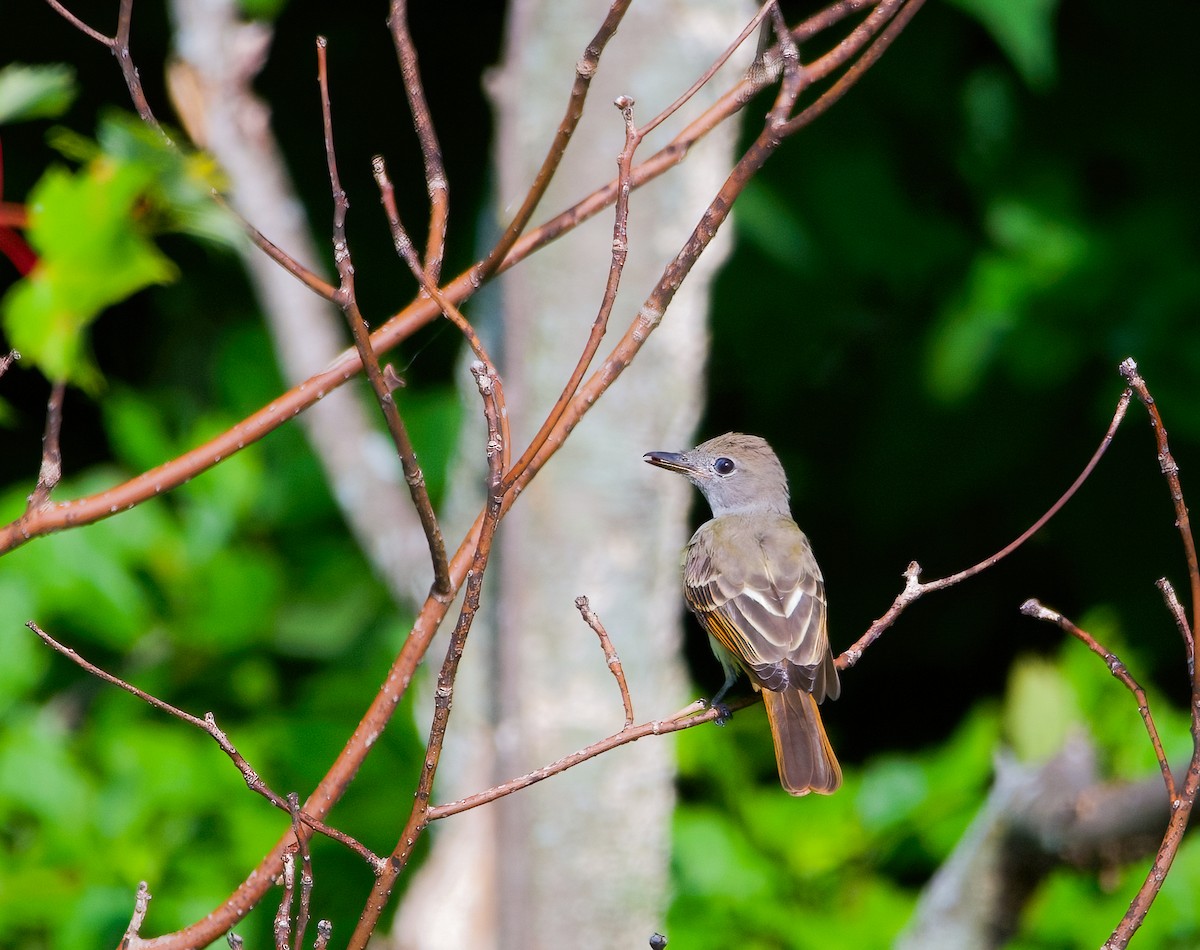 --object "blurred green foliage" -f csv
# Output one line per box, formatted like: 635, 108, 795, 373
1, 0, 1198, 946
1, 114, 235, 389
